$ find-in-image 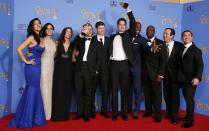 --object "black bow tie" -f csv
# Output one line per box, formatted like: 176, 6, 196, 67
85, 37, 91, 41
116, 32, 123, 36
100, 38, 103, 42
147, 40, 151, 42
